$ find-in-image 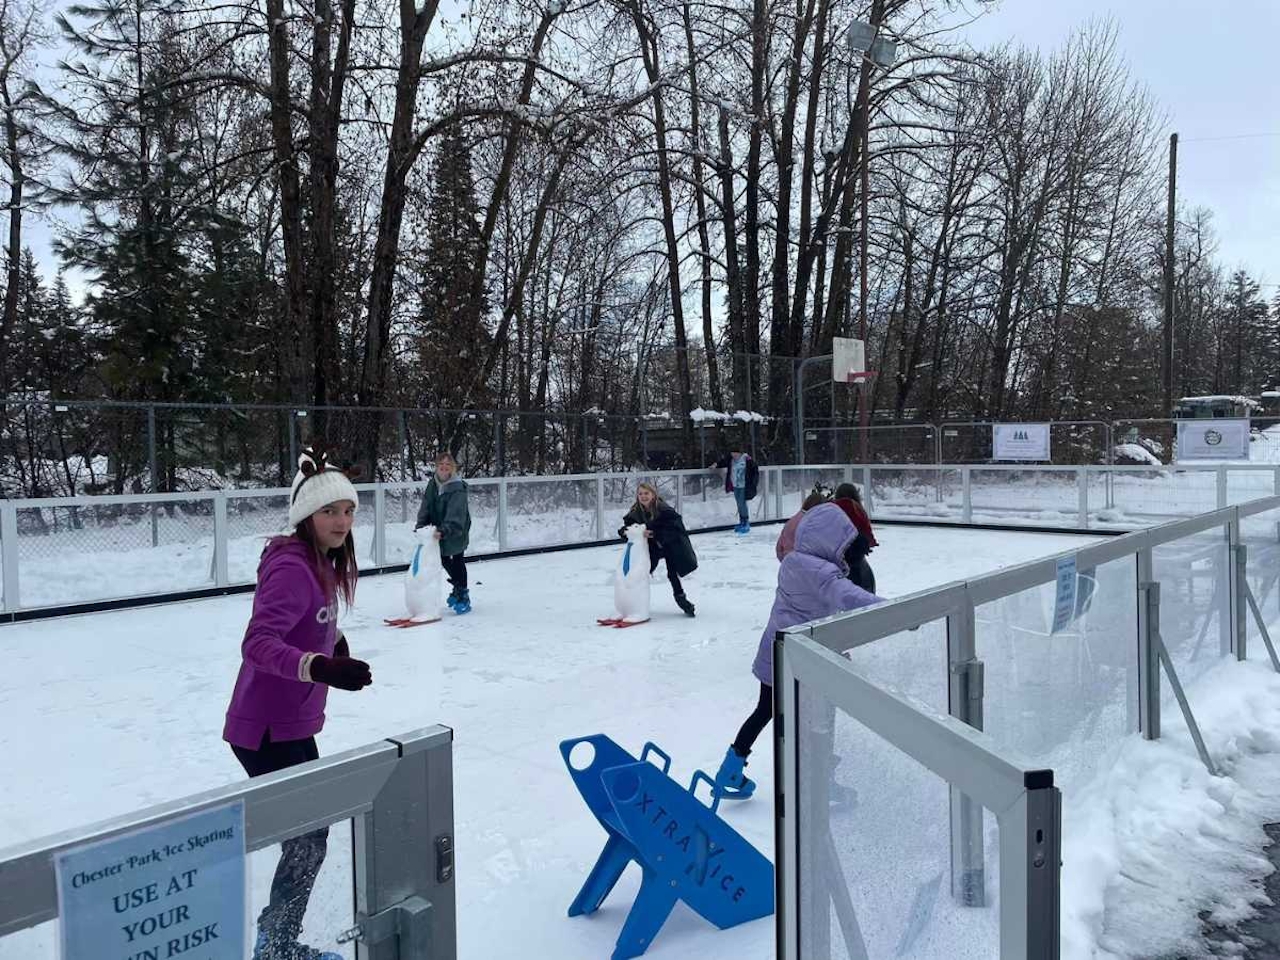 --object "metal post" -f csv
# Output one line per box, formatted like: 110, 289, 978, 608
494, 414, 505, 476
374, 486, 388, 567
775, 466, 784, 519
699, 421, 706, 467
0, 499, 19, 612
398, 412, 409, 482
1001, 783, 1062, 960
962, 467, 972, 524
1077, 468, 1089, 530
1233, 538, 1248, 662
1216, 467, 1228, 509
353, 728, 457, 960
213, 493, 229, 588
596, 476, 605, 540
795, 355, 833, 467
946, 601, 985, 906
675, 473, 683, 516
1137, 551, 1161, 740
497, 479, 509, 552
148, 405, 159, 548
862, 467, 873, 516
287, 411, 298, 478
